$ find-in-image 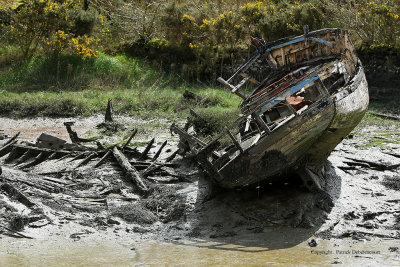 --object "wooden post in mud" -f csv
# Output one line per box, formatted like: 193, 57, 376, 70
112, 147, 148, 194
105, 99, 114, 122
